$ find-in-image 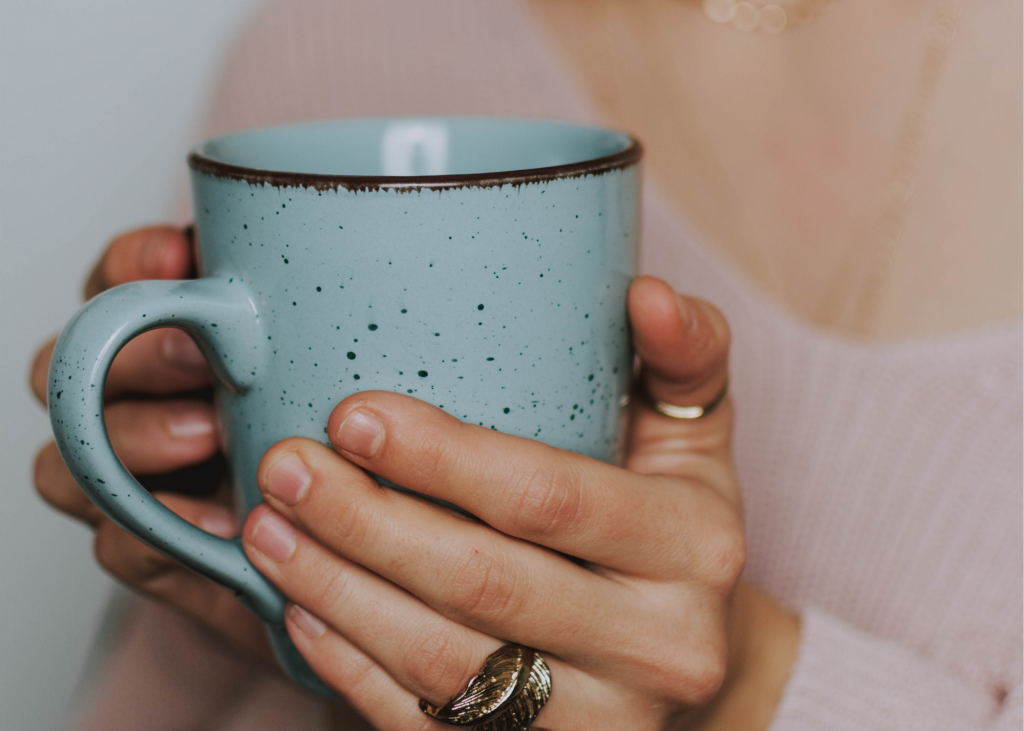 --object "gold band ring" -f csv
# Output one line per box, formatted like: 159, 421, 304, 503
419, 644, 552, 730
650, 377, 729, 419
